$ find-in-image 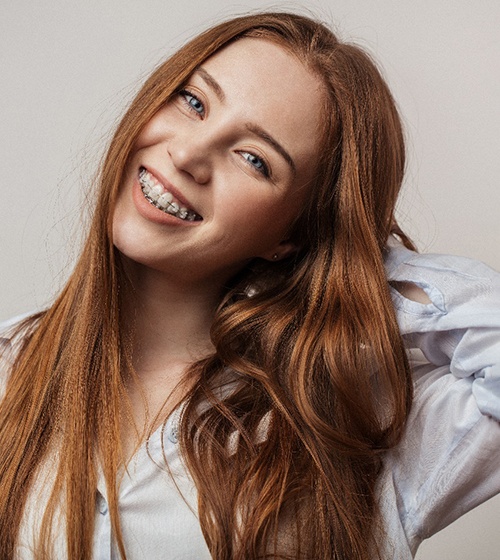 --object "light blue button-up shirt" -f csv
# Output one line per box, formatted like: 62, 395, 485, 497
1, 237, 500, 558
